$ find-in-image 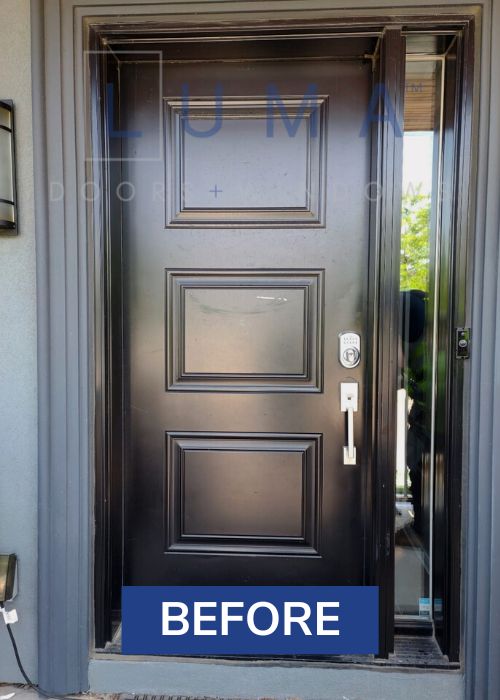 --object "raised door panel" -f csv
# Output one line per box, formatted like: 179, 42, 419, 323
165, 97, 327, 226
166, 432, 321, 555
166, 269, 324, 392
